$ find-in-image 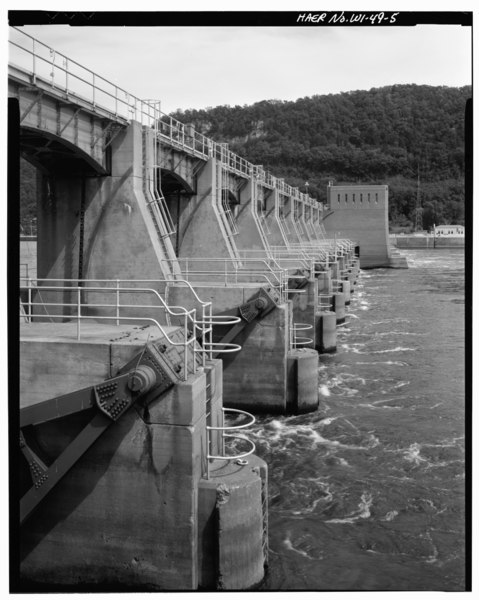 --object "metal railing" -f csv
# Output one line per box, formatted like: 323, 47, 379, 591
206, 408, 256, 479
19, 277, 241, 379
161, 257, 289, 303
318, 294, 334, 312
9, 27, 314, 207
10, 27, 157, 127
9, 27, 356, 263
331, 279, 342, 293
290, 322, 313, 350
